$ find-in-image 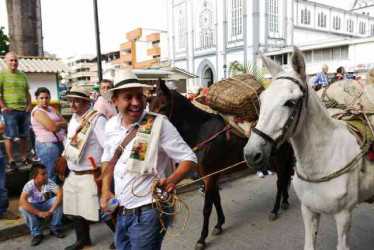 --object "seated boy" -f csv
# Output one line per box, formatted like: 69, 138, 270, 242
19, 163, 65, 246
